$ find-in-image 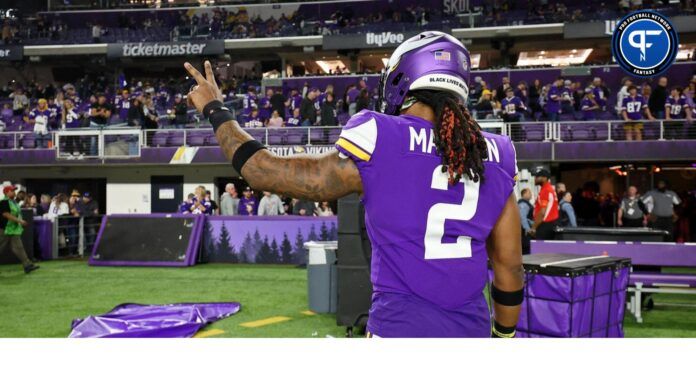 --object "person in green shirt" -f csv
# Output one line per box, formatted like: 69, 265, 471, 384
0, 185, 39, 274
